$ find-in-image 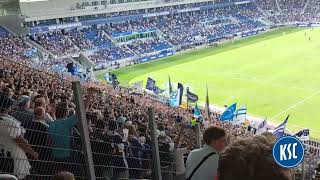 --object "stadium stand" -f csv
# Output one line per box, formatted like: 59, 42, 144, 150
25, 3, 267, 68
0, 27, 38, 65
0, 56, 257, 179
2, 0, 320, 179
